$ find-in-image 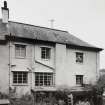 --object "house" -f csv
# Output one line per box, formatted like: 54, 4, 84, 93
0, 1, 103, 101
